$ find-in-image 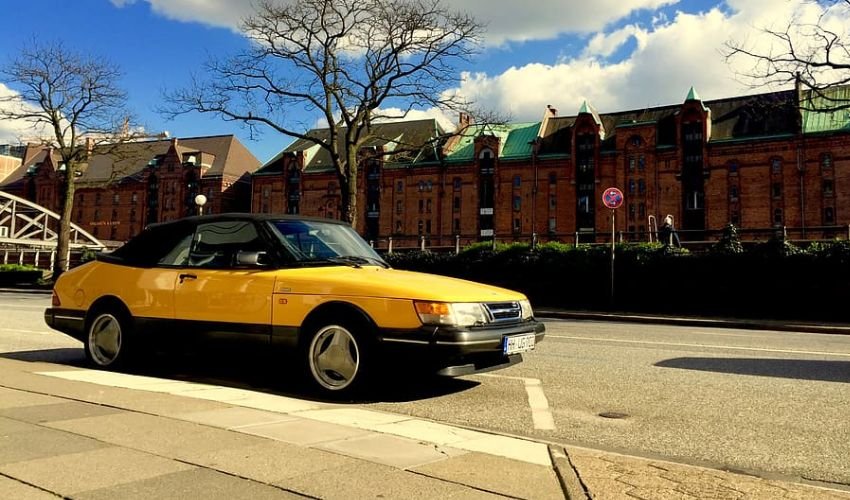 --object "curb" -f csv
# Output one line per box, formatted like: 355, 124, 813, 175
537, 310, 850, 336
549, 445, 589, 500
0, 287, 52, 295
